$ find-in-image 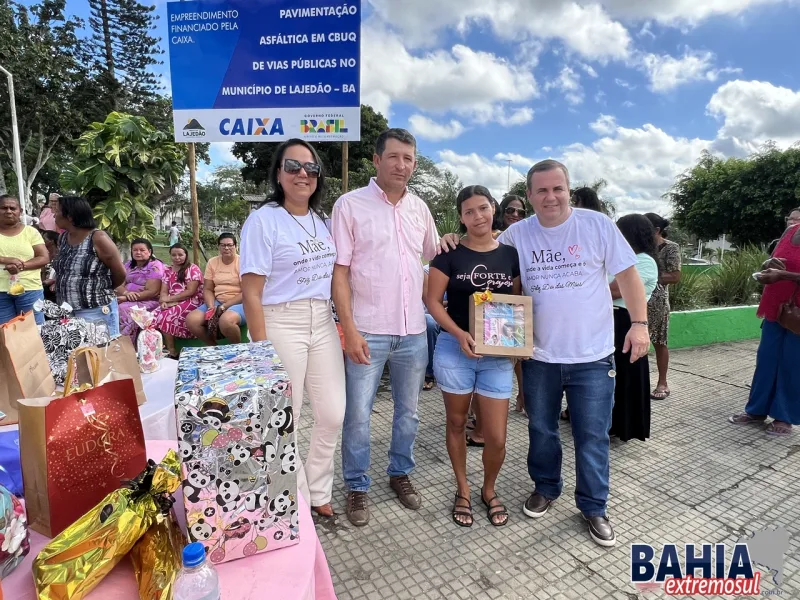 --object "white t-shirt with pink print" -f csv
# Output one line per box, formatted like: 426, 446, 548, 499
498, 208, 636, 364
